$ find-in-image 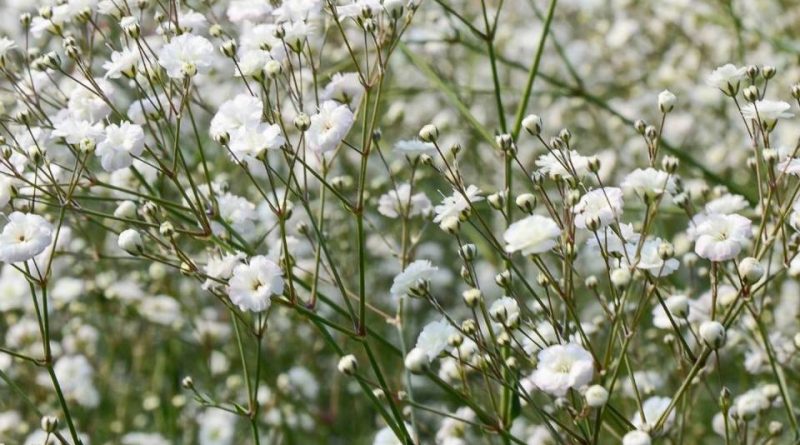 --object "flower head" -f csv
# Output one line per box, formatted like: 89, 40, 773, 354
504, 215, 560, 255
307, 100, 354, 153
529, 343, 594, 397
0, 212, 53, 263
694, 213, 751, 261
229, 256, 284, 312
158, 34, 214, 79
